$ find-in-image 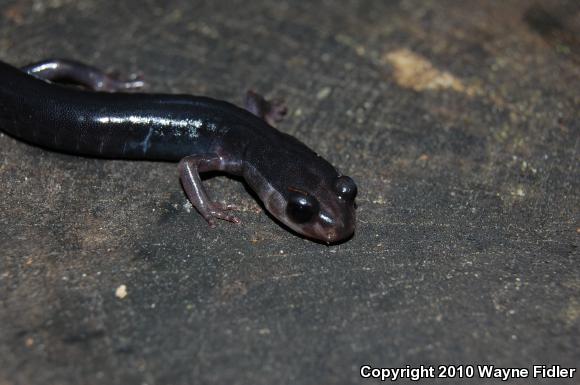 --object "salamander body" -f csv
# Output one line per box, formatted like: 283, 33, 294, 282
0, 59, 357, 243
